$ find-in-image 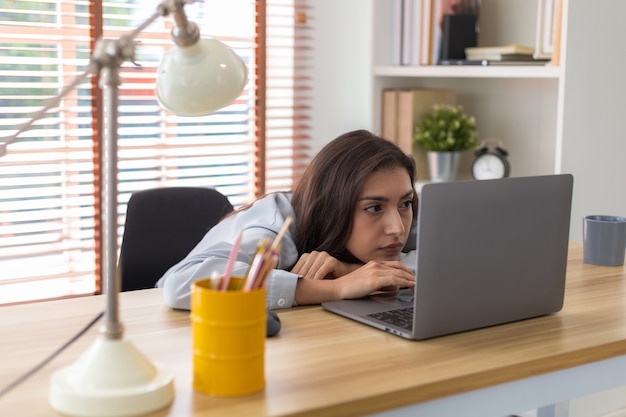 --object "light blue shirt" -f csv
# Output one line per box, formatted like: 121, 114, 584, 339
157, 192, 417, 310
